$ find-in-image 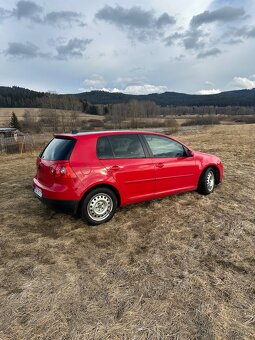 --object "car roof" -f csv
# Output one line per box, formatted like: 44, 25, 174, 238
54, 130, 168, 139
53, 130, 192, 150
